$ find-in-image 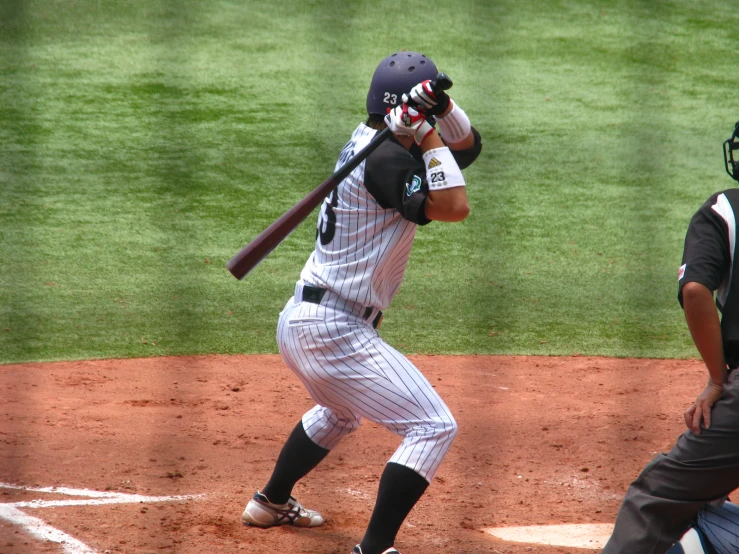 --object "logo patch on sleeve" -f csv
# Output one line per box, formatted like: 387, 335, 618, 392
427, 157, 441, 169
405, 175, 422, 197
678, 263, 686, 281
